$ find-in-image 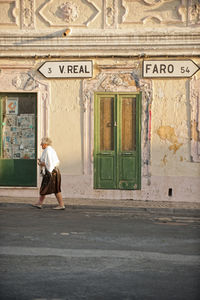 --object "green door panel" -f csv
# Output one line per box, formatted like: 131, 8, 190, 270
95, 154, 116, 189
0, 159, 15, 178
117, 94, 141, 190
119, 155, 139, 190
0, 159, 37, 186
94, 94, 117, 189
119, 155, 136, 180
94, 92, 141, 190
100, 155, 114, 180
